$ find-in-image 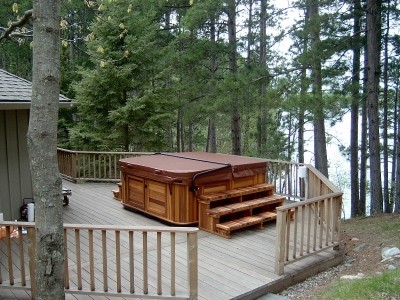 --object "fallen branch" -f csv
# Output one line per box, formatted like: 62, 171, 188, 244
0, 9, 33, 42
